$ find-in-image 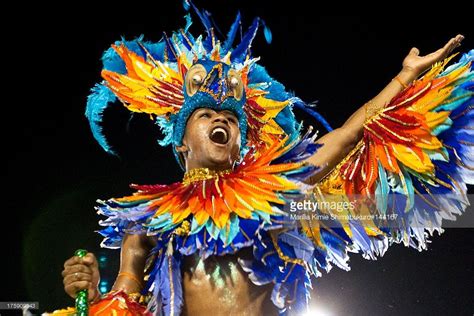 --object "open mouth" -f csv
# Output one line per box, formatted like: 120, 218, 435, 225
209, 126, 229, 144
